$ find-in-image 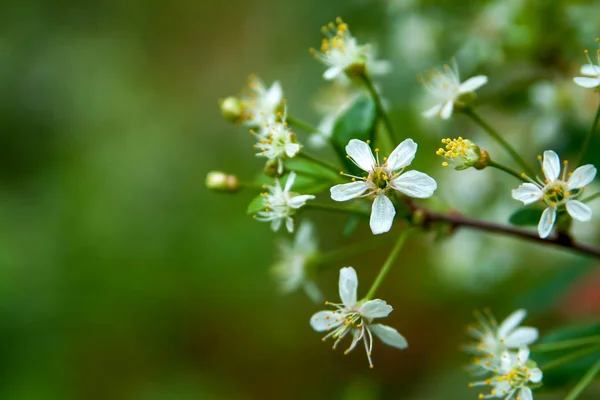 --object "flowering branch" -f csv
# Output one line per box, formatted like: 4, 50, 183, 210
575, 96, 600, 166
462, 107, 536, 177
